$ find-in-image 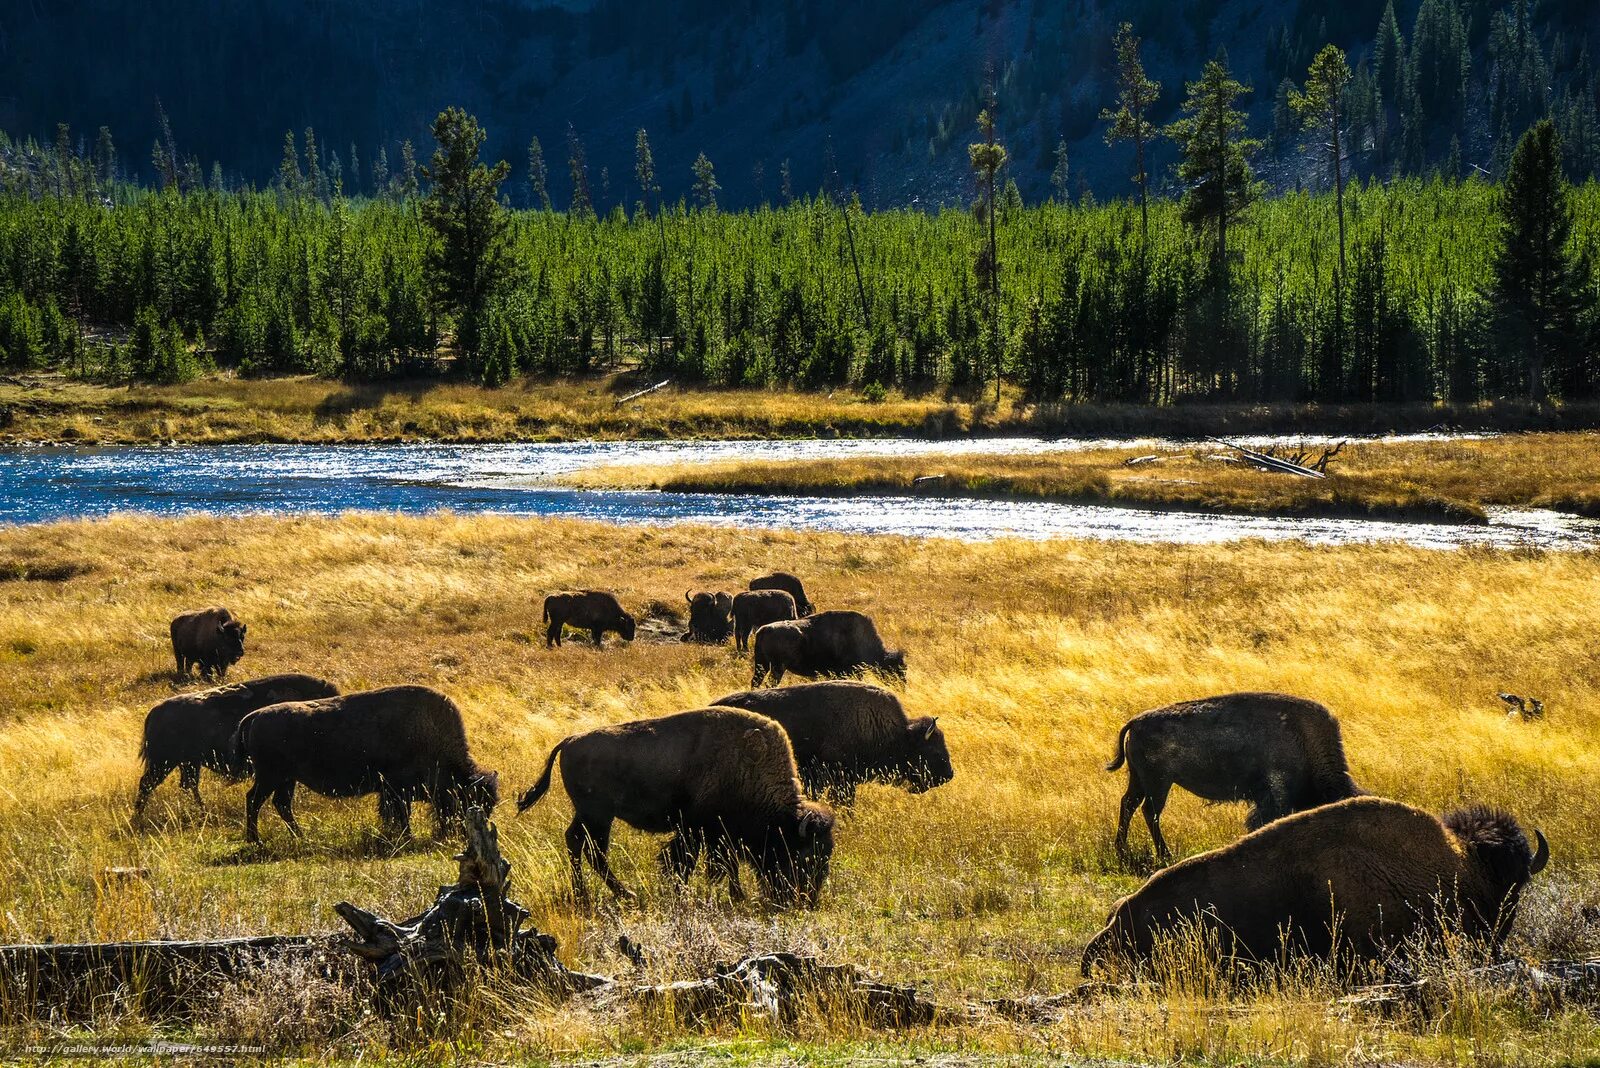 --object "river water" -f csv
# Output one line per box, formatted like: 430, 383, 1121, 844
2, 438, 1595, 549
